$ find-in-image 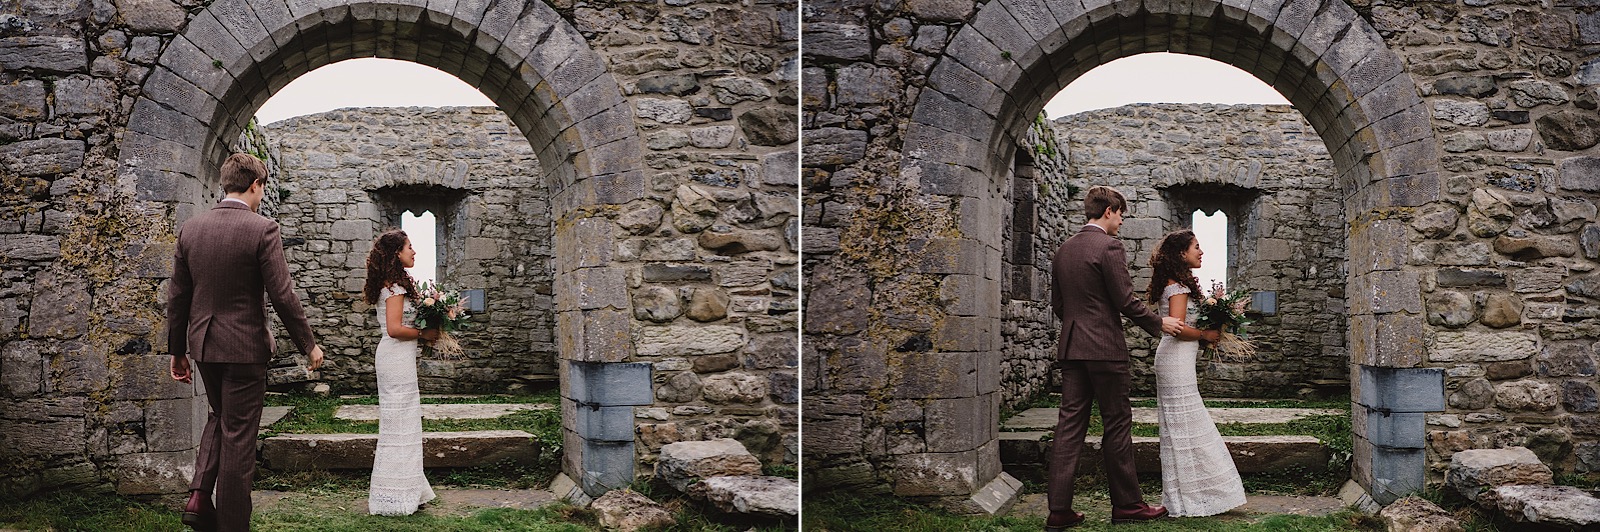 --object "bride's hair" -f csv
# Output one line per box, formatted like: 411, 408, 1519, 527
364, 229, 418, 305
1147, 229, 1202, 304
